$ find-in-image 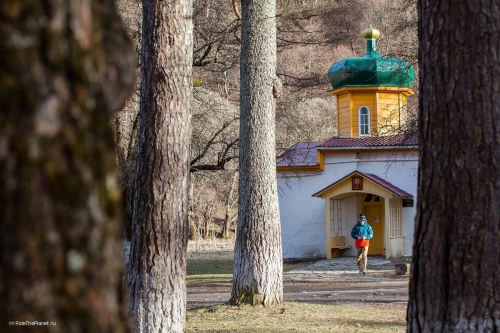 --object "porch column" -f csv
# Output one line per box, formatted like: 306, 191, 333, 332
384, 197, 391, 259
325, 198, 331, 259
